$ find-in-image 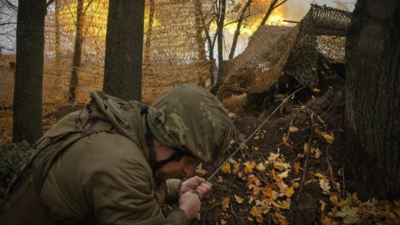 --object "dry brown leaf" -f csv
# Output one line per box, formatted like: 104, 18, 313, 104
234, 195, 244, 204
248, 217, 254, 222
314, 148, 321, 159
272, 212, 289, 225
254, 147, 259, 151
249, 184, 260, 196
218, 176, 223, 183
319, 178, 331, 192
289, 126, 298, 132
260, 133, 265, 139
248, 175, 261, 186
305, 179, 318, 184
274, 165, 285, 171
268, 153, 280, 163
314, 173, 327, 179
195, 168, 207, 176
221, 197, 230, 212
278, 170, 289, 179
320, 200, 326, 212
283, 142, 290, 147
220, 219, 227, 225
248, 196, 254, 204
221, 162, 231, 174
210, 199, 216, 206
222, 213, 231, 219
294, 162, 301, 175
238, 171, 243, 178
256, 163, 266, 171
229, 158, 240, 174
278, 181, 288, 197
330, 196, 347, 207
